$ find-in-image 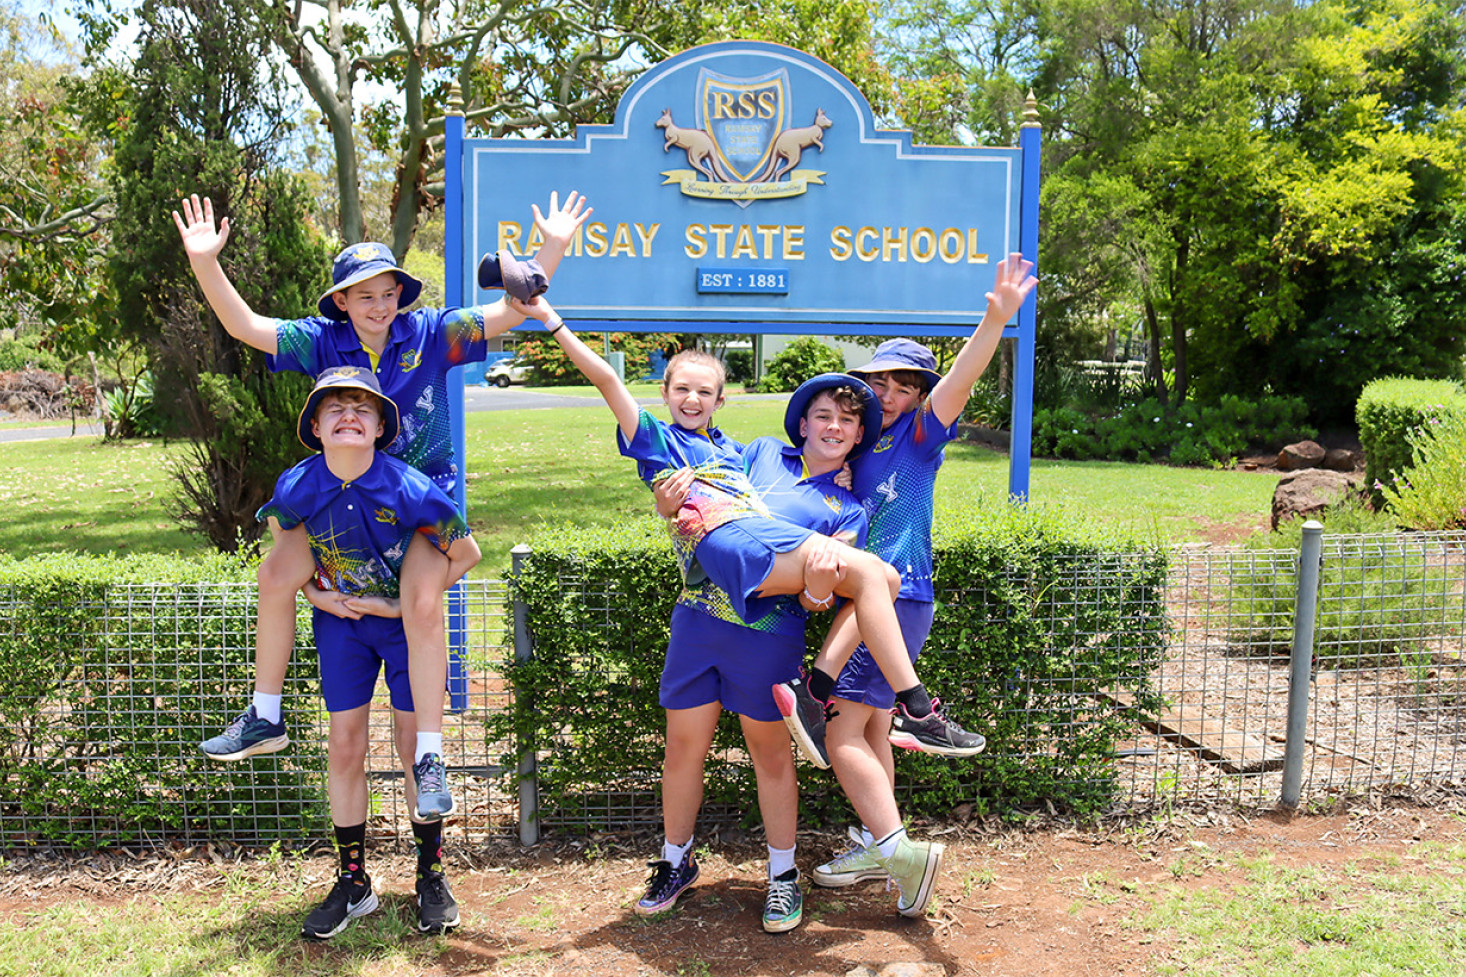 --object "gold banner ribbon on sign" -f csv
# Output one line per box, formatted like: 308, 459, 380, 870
660, 170, 826, 201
